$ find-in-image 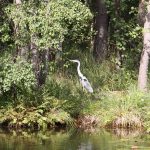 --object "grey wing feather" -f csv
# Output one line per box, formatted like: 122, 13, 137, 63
80, 77, 93, 93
